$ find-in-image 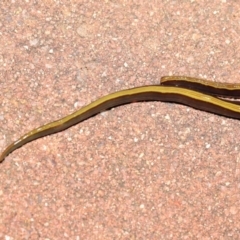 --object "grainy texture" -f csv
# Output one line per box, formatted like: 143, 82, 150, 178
0, 1, 240, 239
